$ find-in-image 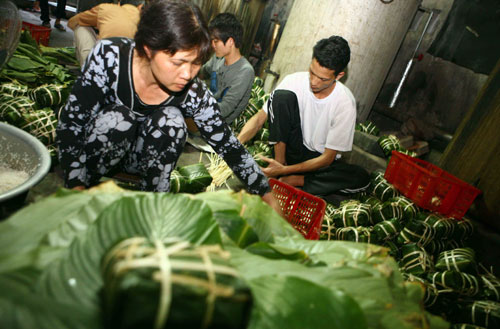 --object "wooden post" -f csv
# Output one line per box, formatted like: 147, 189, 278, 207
440, 59, 500, 227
